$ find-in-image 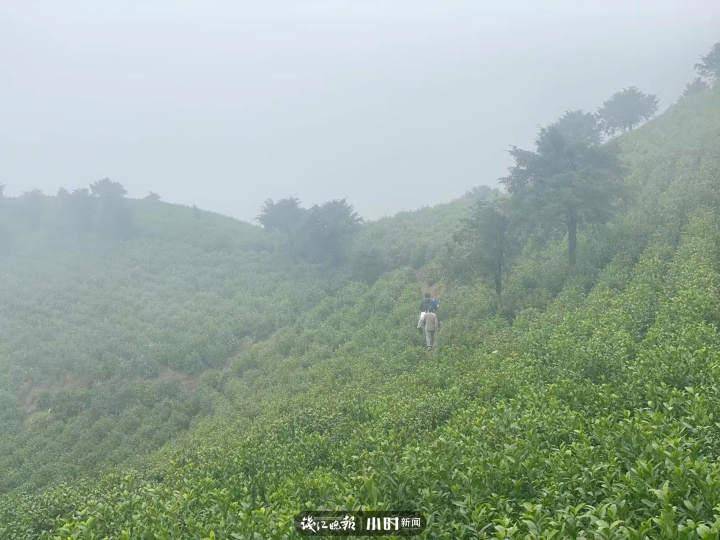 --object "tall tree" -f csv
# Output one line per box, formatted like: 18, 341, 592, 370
300, 199, 362, 264
503, 110, 623, 267
452, 197, 514, 297
89, 178, 131, 237
257, 197, 305, 236
598, 87, 658, 135
695, 42, 720, 81
90, 178, 127, 199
